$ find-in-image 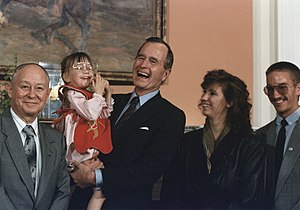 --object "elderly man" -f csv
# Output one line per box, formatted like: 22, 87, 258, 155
69, 37, 186, 210
0, 63, 70, 209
